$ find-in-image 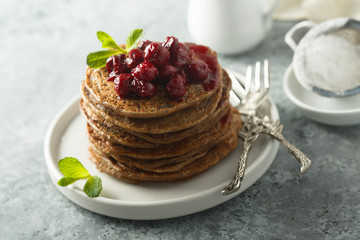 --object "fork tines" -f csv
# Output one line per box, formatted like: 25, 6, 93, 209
229, 59, 270, 107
